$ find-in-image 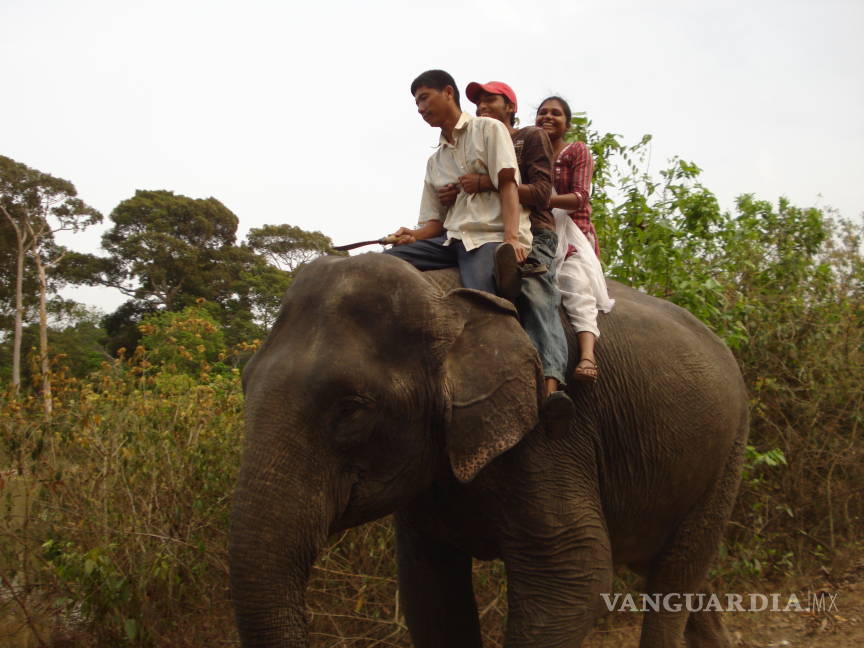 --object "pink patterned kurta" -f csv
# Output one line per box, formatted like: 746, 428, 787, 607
553, 141, 599, 258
